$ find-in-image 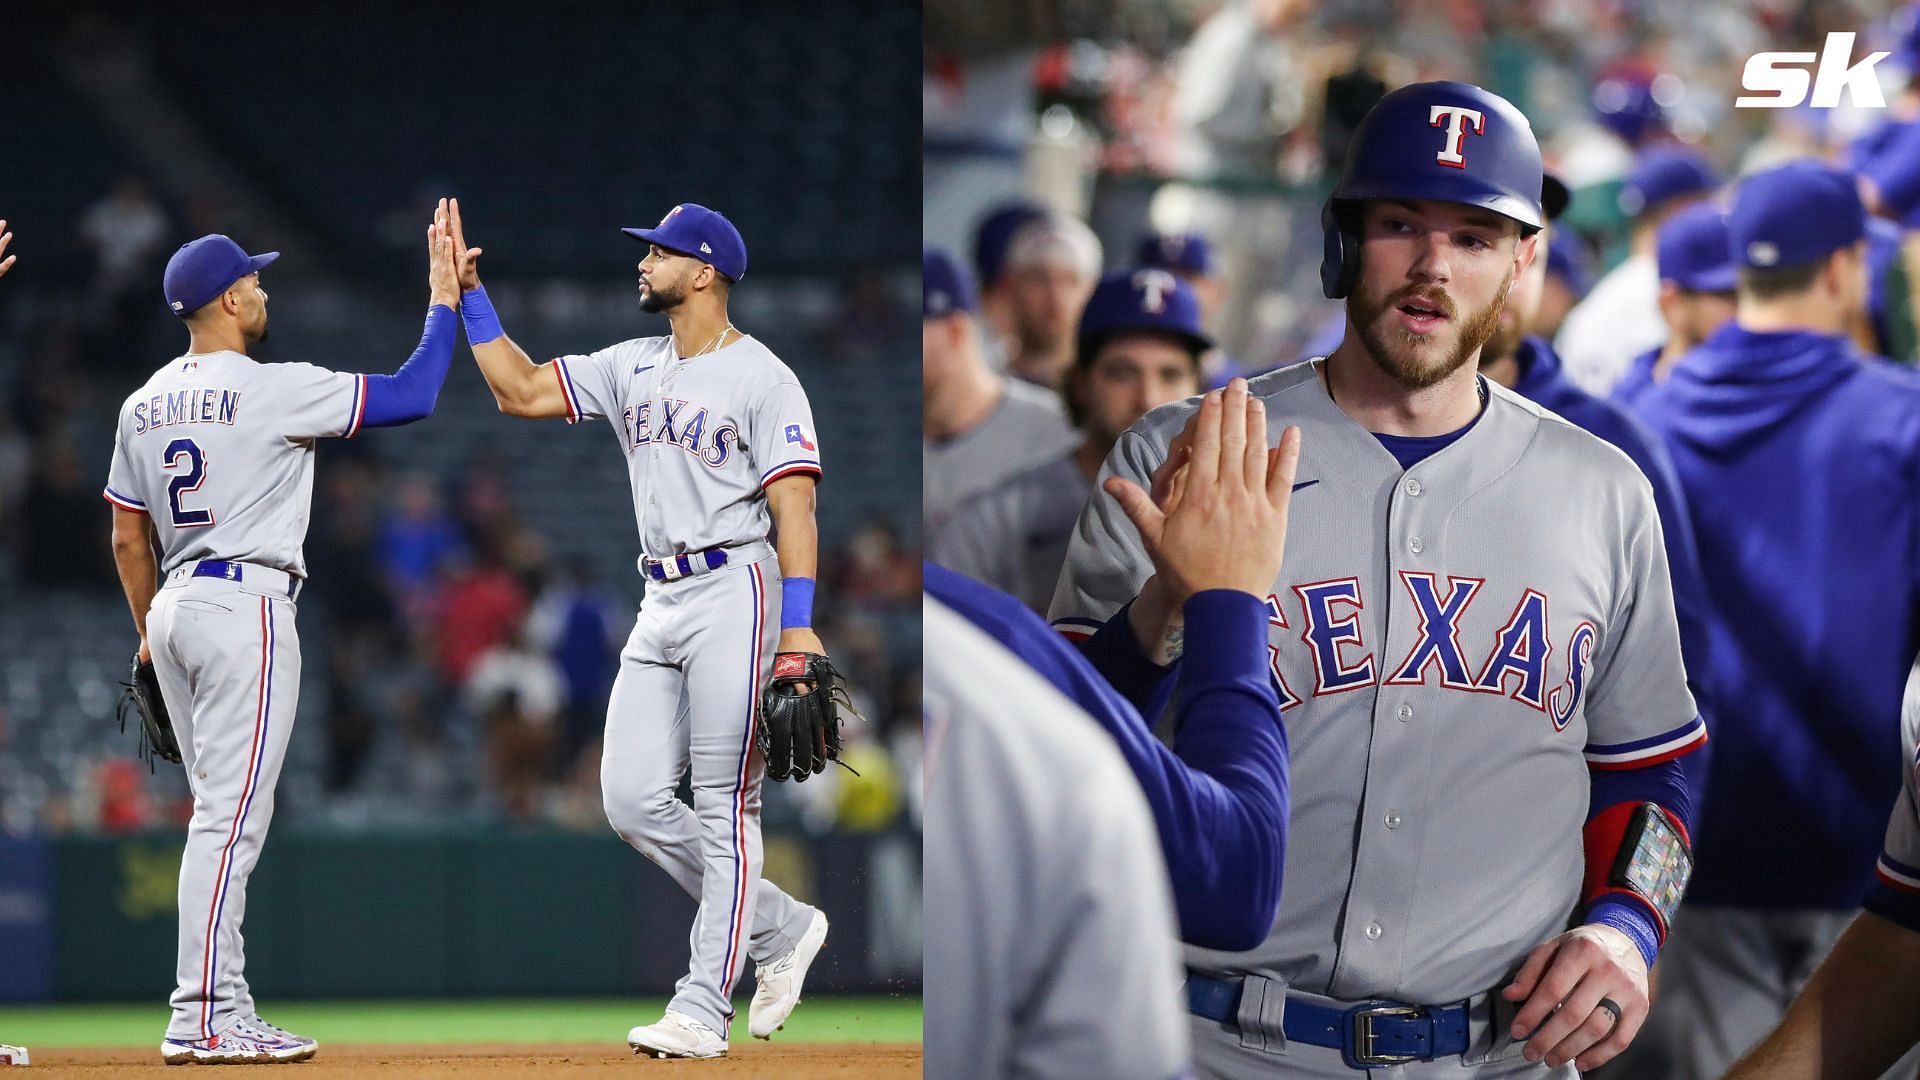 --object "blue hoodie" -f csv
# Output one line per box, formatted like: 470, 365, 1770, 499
1508, 336, 1715, 803
1634, 322, 1920, 909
